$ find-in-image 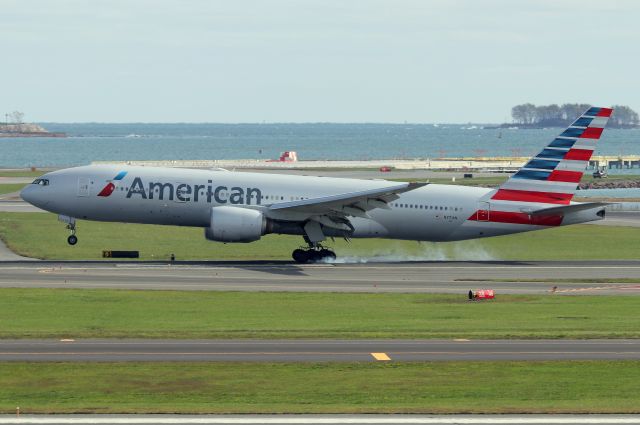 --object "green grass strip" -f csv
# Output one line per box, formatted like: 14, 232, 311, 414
1, 289, 639, 339
3, 212, 640, 260
1, 361, 639, 413
0, 184, 25, 196
0, 170, 43, 178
